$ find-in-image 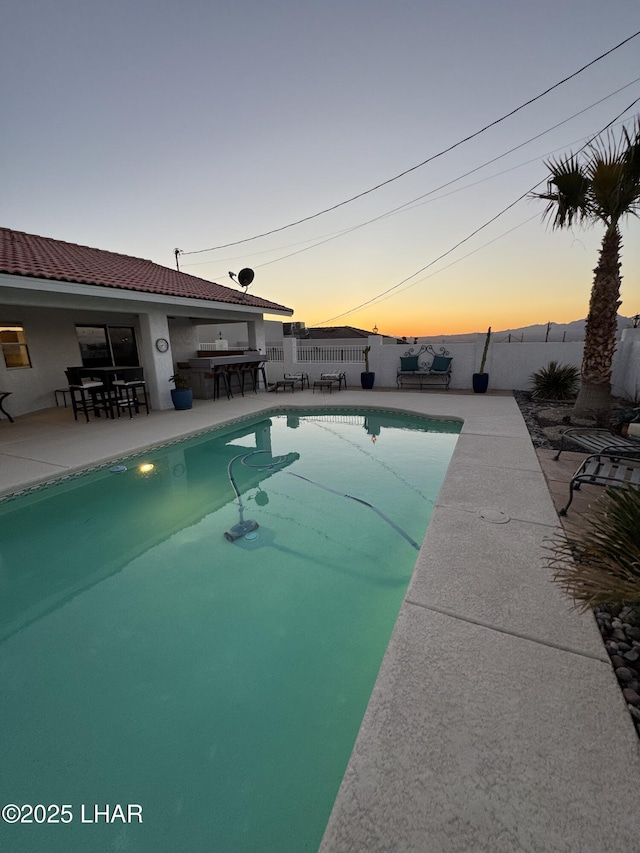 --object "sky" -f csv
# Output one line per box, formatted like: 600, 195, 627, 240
2, 0, 639, 336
